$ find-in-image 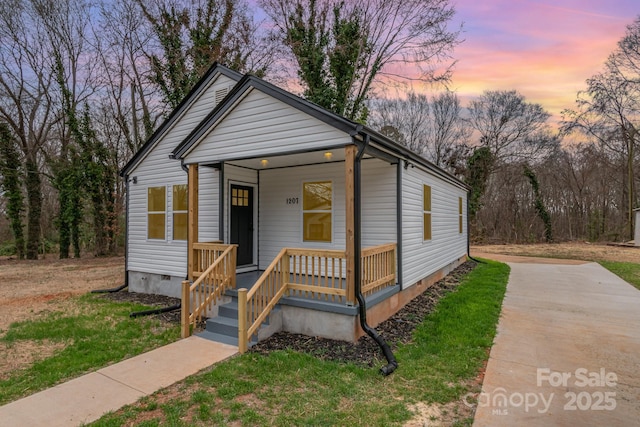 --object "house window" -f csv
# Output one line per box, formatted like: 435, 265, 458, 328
303, 181, 332, 242
423, 184, 432, 241
148, 186, 166, 240
459, 197, 463, 234
173, 185, 188, 240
